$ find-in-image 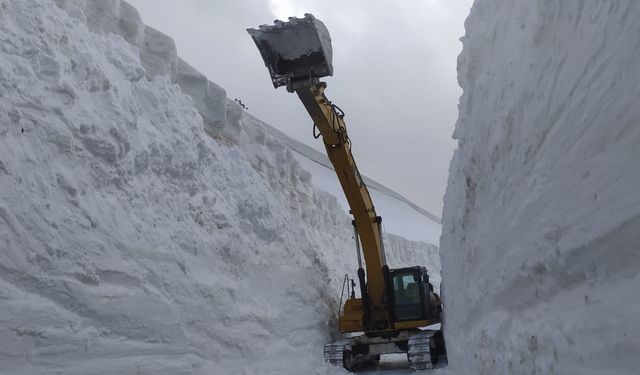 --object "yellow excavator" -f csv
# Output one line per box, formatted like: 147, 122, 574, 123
248, 14, 446, 371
